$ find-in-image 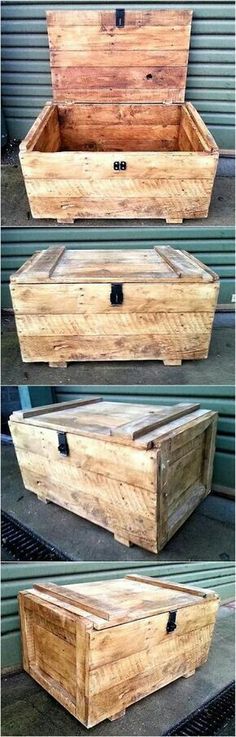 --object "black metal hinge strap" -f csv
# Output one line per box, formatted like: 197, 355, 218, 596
110, 283, 124, 305
166, 610, 177, 634
116, 9, 125, 27
58, 431, 69, 456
